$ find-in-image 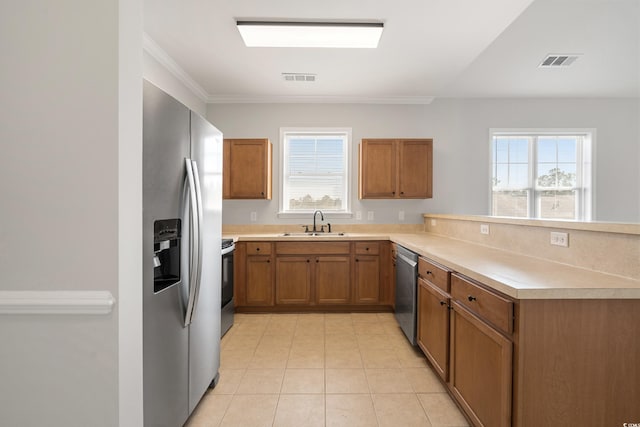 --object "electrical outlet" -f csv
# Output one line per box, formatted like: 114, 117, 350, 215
550, 232, 569, 247
250, 212, 257, 222
356, 211, 362, 220
480, 224, 490, 235
431, 219, 437, 226
367, 211, 374, 221
399, 211, 405, 221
